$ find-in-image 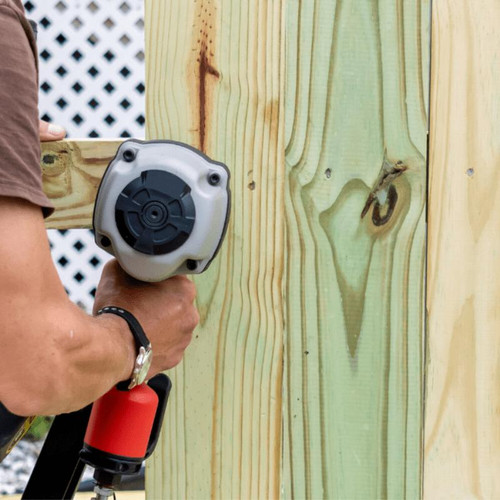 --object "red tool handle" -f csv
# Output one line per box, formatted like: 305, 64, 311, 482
80, 374, 171, 485
84, 384, 158, 459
